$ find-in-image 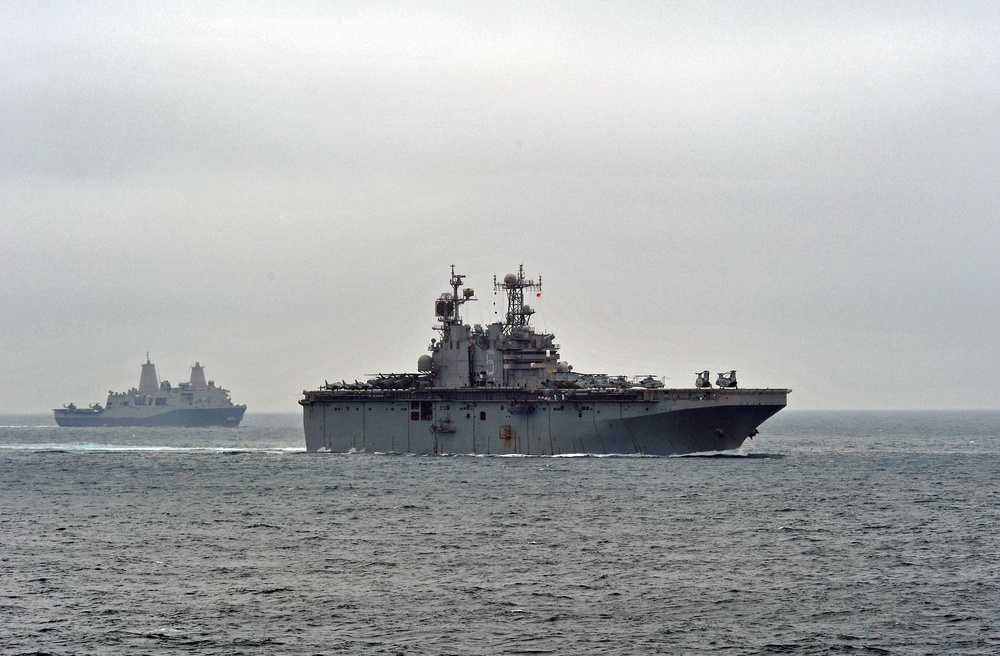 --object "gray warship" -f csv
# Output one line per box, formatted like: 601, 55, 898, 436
54, 356, 246, 427
301, 266, 789, 455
